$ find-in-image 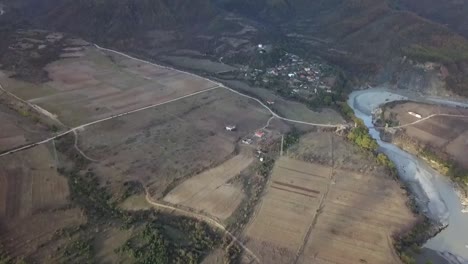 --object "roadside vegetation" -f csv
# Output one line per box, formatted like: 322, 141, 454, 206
50, 135, 222, 263
227, 155, 276, 233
